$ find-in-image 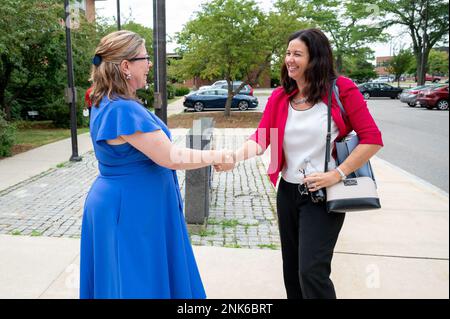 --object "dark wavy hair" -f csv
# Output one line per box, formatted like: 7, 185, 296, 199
281, 29, 337, 104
